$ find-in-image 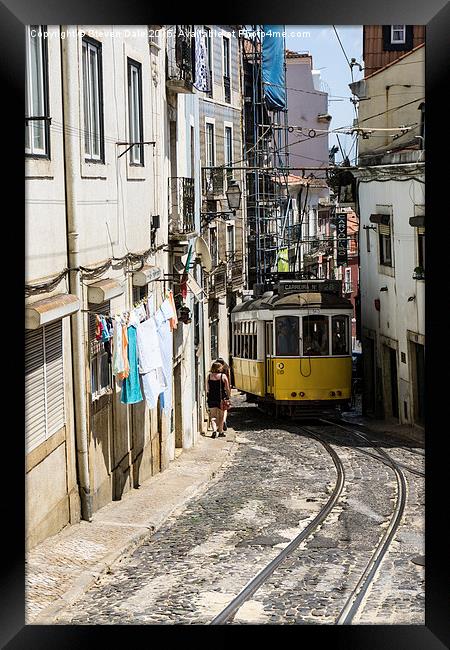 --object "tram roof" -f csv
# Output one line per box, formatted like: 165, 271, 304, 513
232, 291, 352, 313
